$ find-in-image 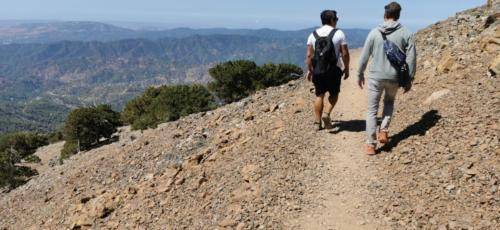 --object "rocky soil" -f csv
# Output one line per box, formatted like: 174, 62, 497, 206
1, 68, 379, 229
0, 2, 499, 230
367, 3, 499, 229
